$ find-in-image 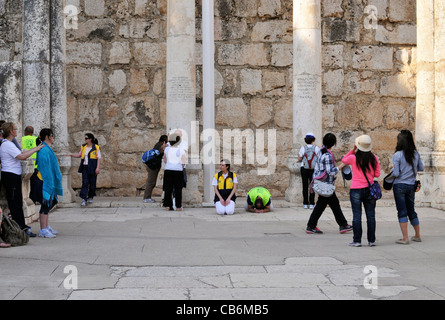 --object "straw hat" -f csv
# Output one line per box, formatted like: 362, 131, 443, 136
355, 135, 372, 152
